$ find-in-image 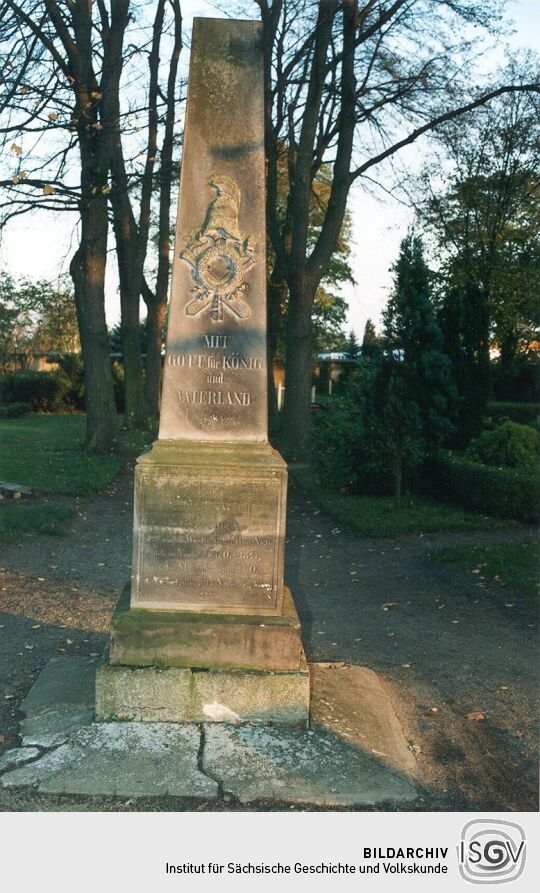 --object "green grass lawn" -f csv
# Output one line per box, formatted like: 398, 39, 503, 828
430, 540, 538, 598
0, 503, 75, 540
0, 414, 121, 497
291, 467, 517, 537
0, 414, 153, 541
